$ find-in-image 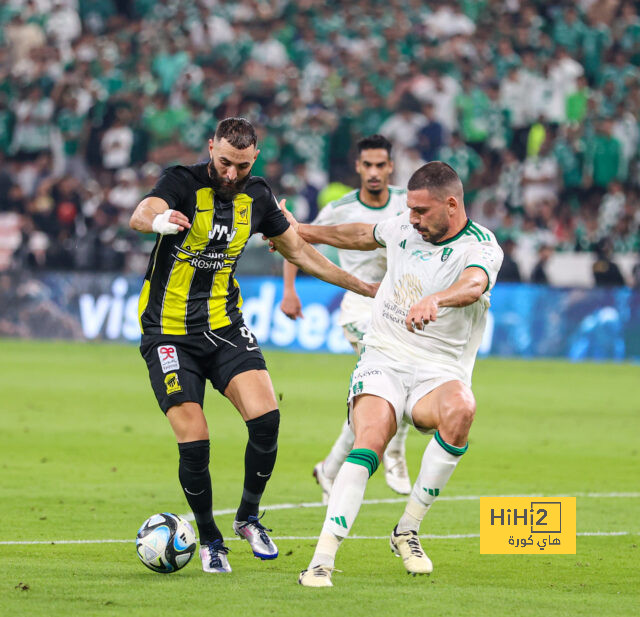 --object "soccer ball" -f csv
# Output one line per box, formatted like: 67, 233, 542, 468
136, 513, 197, 573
